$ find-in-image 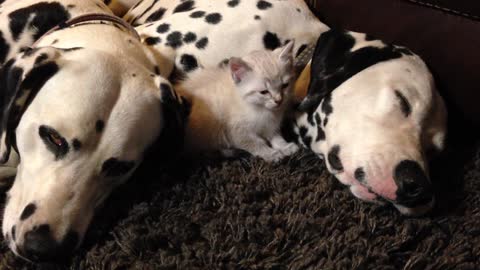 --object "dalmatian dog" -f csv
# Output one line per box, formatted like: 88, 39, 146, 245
292, 29, 447, 216
122, 0, 328, 77
0, 0, 188, 262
